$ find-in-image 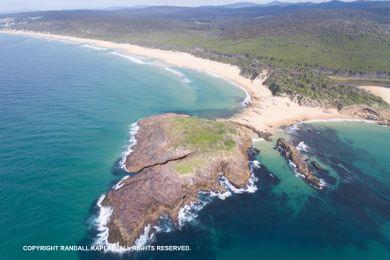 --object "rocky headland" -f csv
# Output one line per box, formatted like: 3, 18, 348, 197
101, 113, 256, 247
340, 105, 390, 126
